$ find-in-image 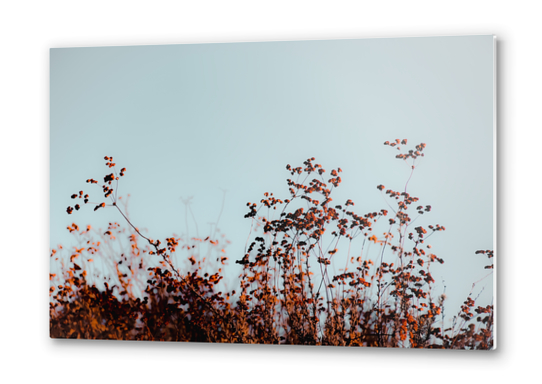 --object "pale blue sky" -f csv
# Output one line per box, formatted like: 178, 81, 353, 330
50, 35, 494, 320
